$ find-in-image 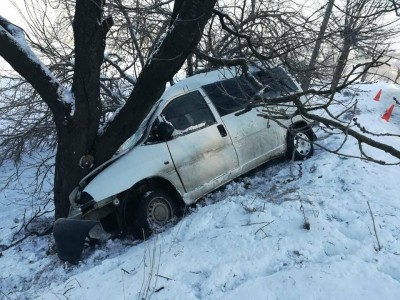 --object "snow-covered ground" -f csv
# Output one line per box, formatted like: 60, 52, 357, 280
1, 82, 400, 299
